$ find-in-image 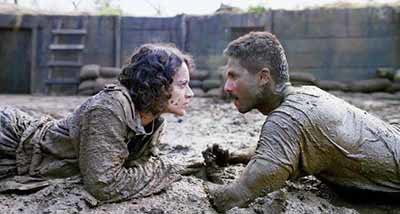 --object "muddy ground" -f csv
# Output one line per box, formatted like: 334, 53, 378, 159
0, 91, 400, 214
